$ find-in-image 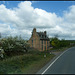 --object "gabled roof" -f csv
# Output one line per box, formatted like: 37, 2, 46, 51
37, 32, 49, 41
